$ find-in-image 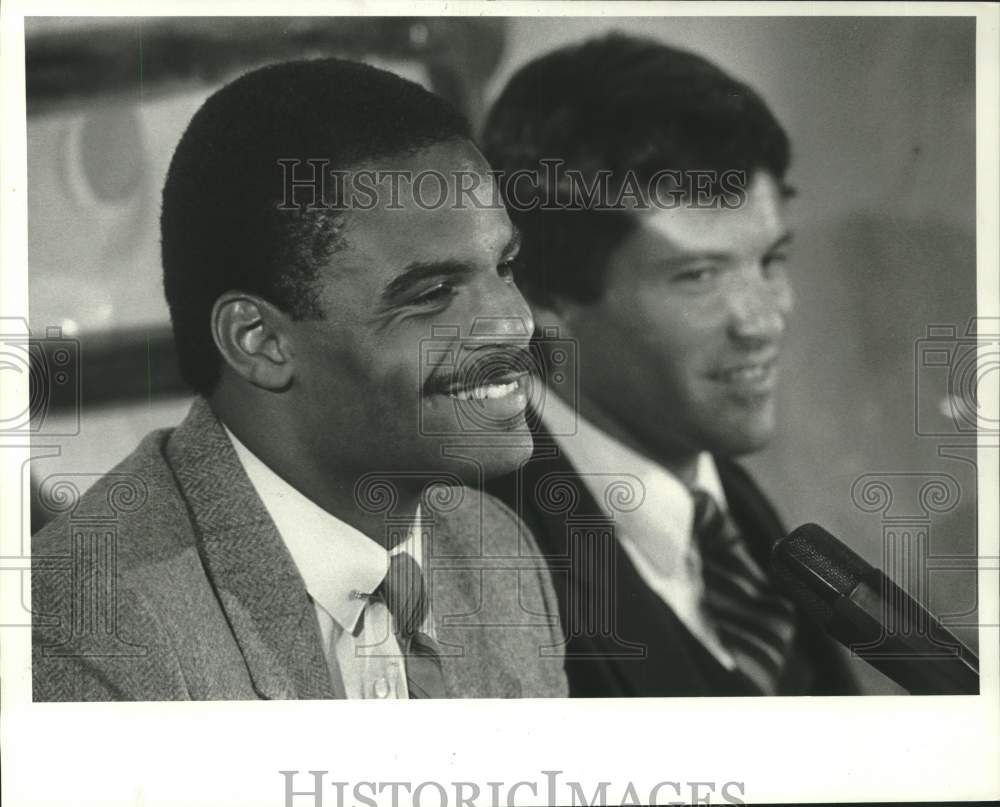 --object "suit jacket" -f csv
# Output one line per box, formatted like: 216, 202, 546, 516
487, 418, 862, 697
32, 399, 567, 701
